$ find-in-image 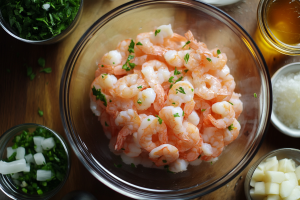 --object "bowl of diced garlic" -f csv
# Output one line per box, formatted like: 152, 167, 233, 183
271, 62, 300, 138
244, 148, 300, 200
